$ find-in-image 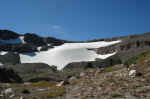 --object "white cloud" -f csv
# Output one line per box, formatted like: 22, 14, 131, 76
52, 25, 61, 29
51, 25, 65, 34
